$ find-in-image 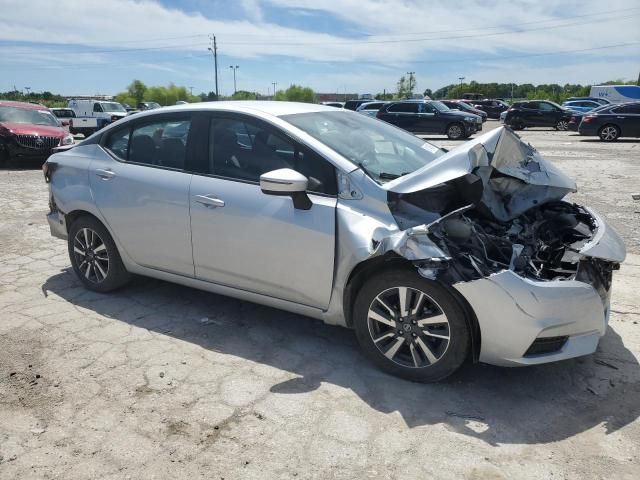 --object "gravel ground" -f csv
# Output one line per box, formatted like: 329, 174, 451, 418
1, 121, 639, 479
